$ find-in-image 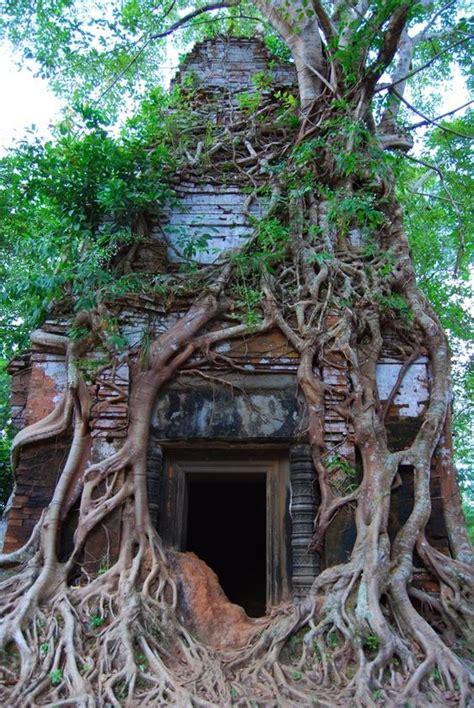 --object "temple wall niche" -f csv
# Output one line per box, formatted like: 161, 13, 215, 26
152, 374, 300, 440
376, 356, 429, 418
